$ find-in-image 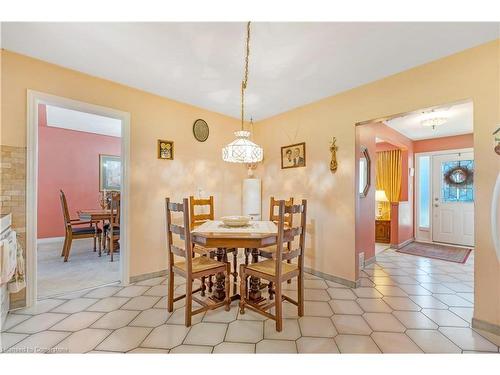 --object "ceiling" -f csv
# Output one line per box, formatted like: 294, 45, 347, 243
46, 105, 121, 137
384, 101, 473, 140
2, 22, 498, 120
